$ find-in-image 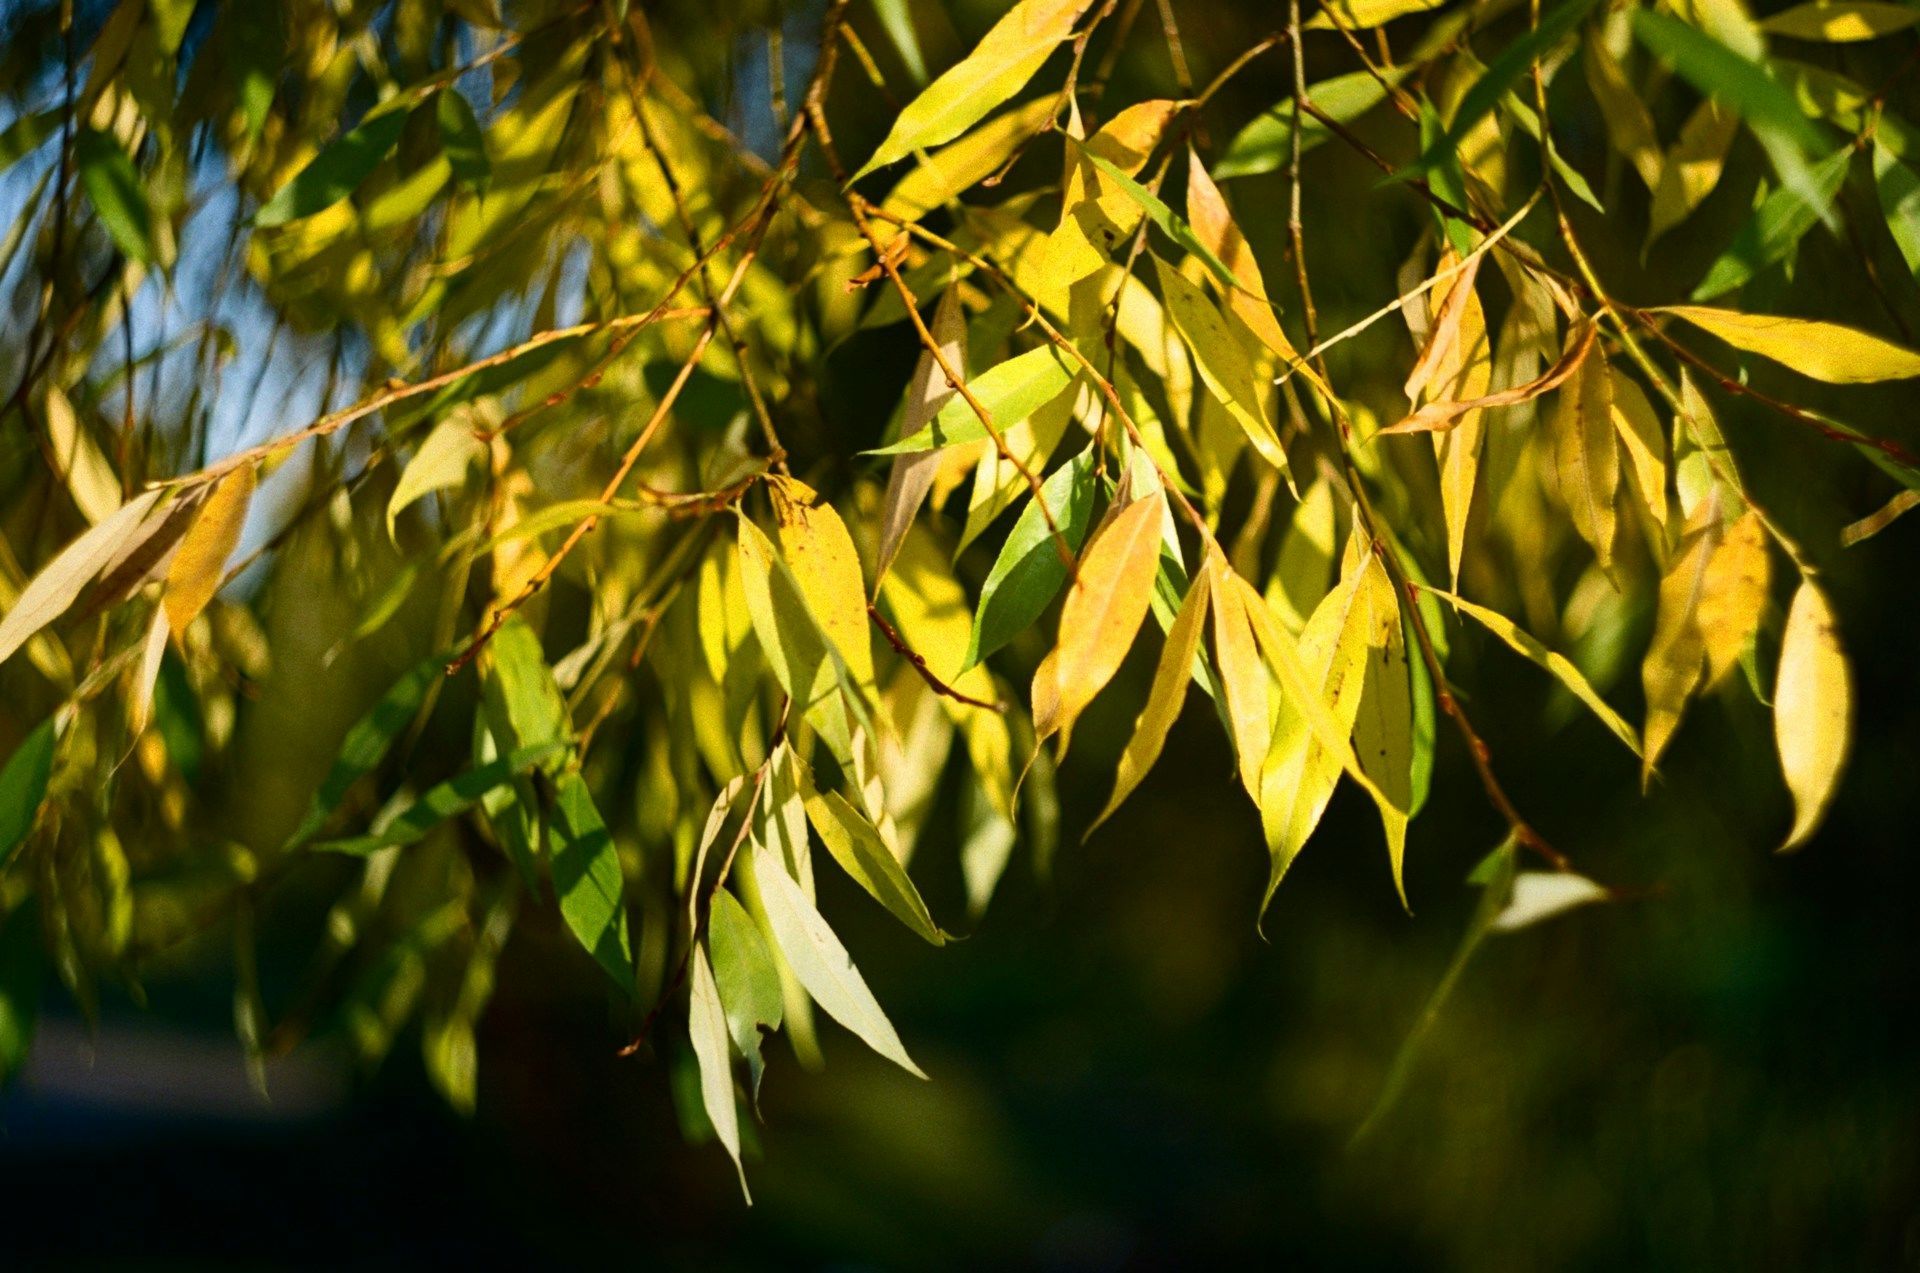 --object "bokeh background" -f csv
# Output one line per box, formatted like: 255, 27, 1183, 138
5, 0, 1920, 1267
